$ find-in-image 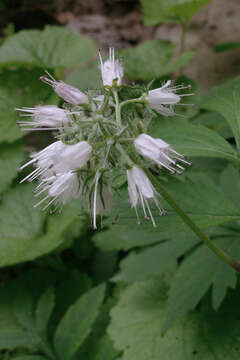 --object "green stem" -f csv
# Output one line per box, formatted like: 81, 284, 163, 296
120, 98, 144, 110
113, 89, 122, 126
143, 168, 240, 272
